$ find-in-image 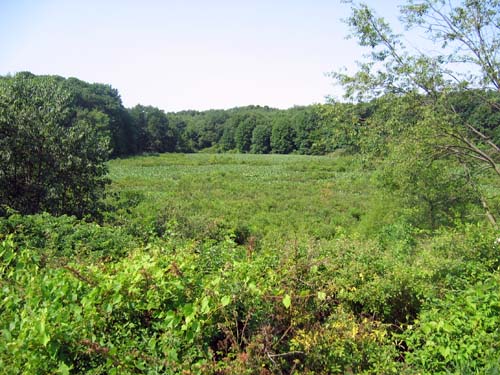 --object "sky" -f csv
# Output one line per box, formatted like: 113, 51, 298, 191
0, 0, 402, 112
